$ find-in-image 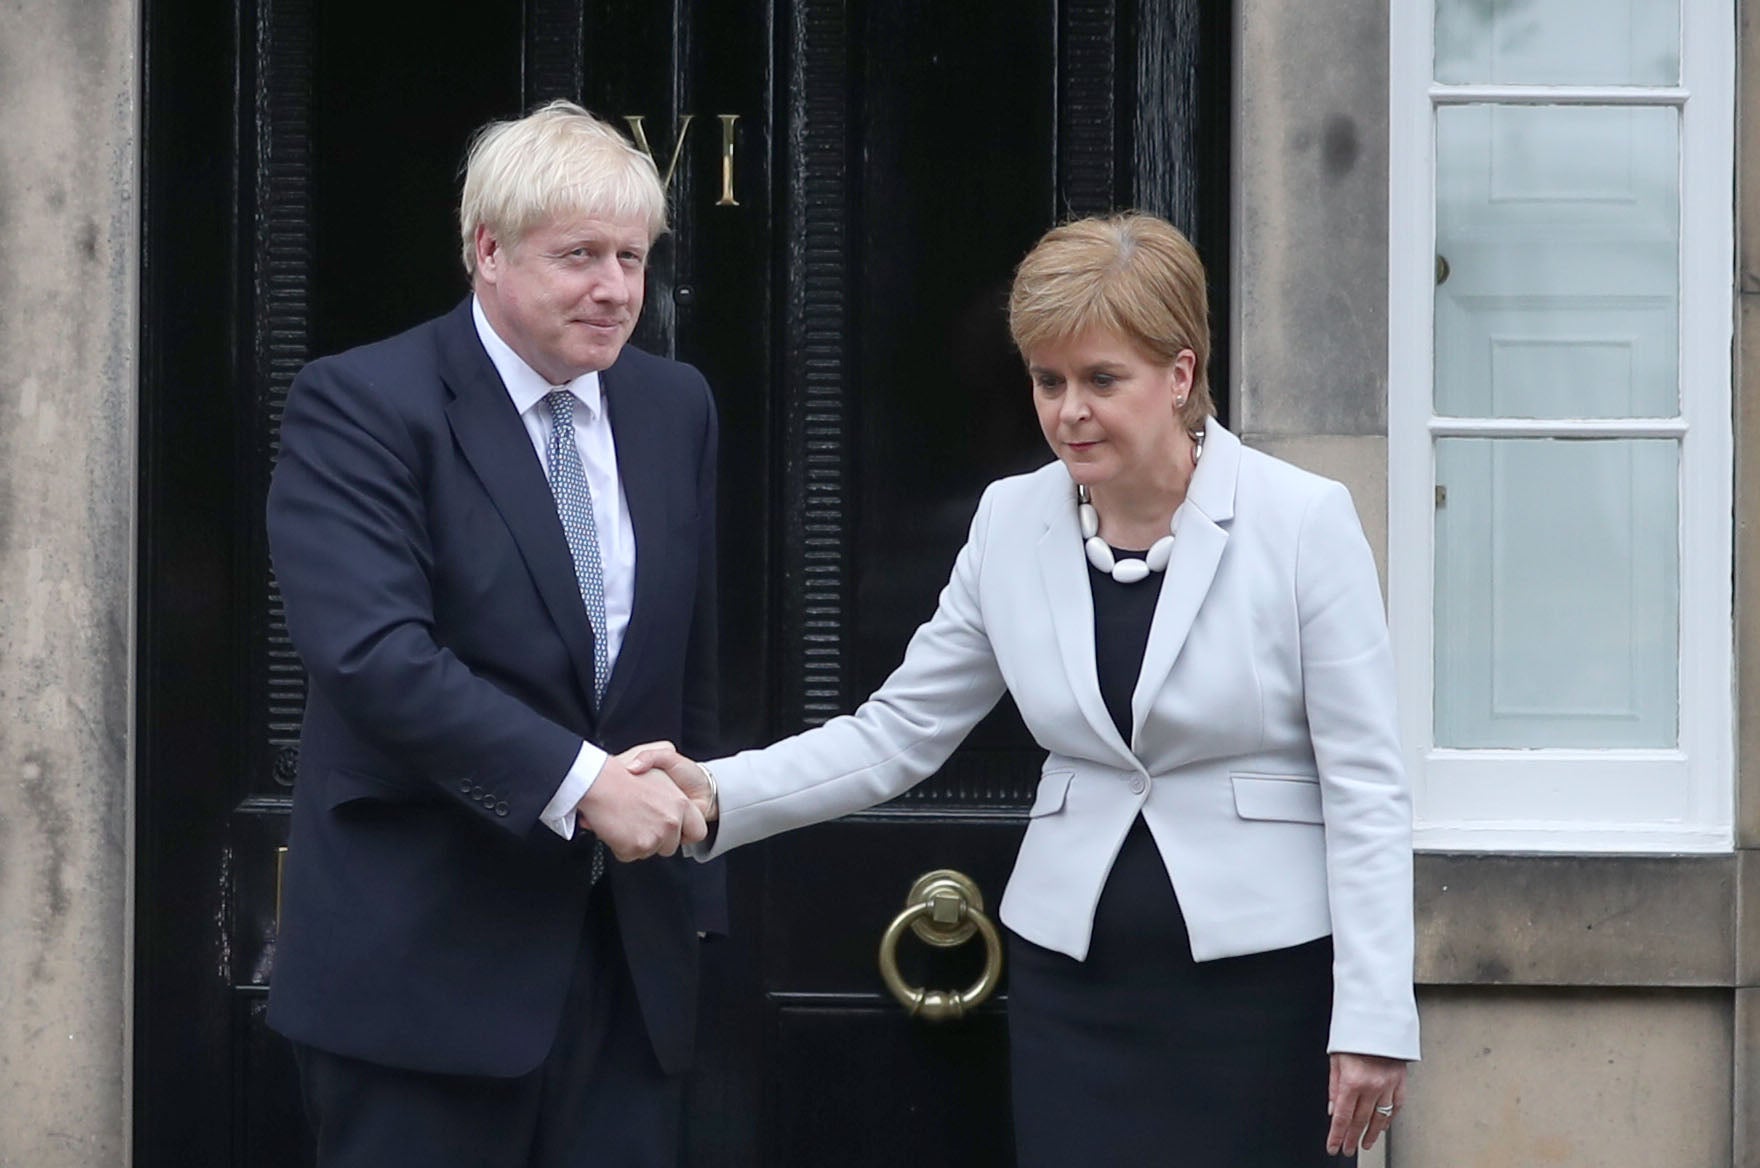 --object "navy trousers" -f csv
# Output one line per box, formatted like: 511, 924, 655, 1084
293, 889, 682, 1168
